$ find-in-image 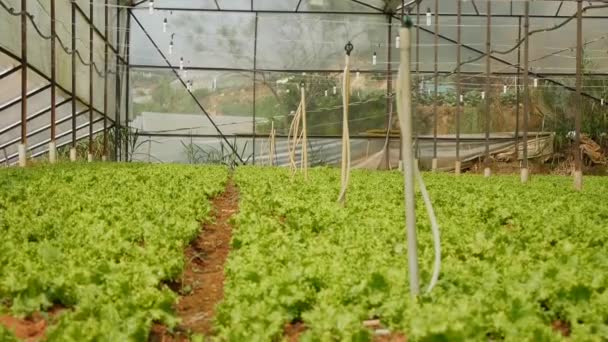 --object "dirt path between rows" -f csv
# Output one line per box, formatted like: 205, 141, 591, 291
151, 179, 238, 341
